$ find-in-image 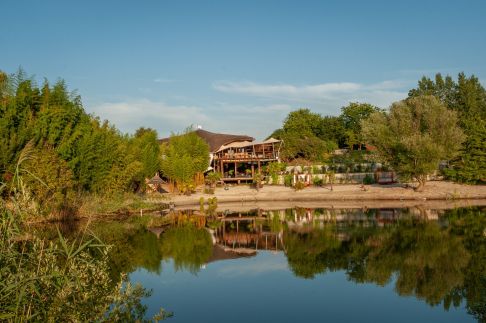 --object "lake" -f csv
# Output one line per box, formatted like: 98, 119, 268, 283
57, 205, 485, 322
